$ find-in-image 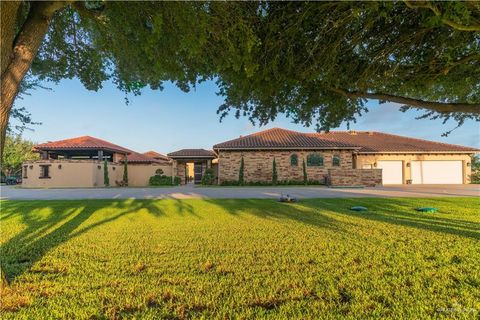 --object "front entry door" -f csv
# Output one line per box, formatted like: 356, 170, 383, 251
194, 163, 203, 184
